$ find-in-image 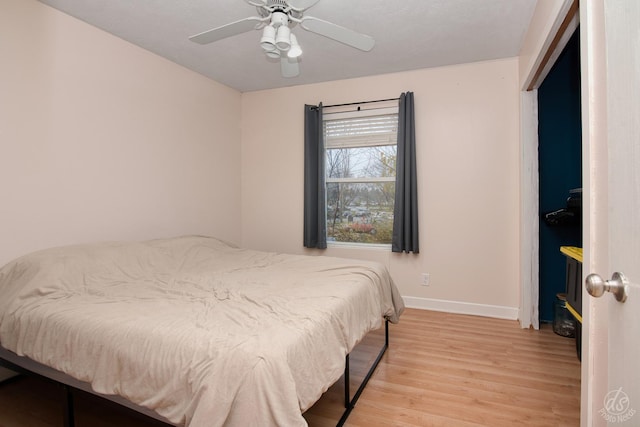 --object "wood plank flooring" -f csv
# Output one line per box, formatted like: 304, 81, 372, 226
0, 309, 581, 427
